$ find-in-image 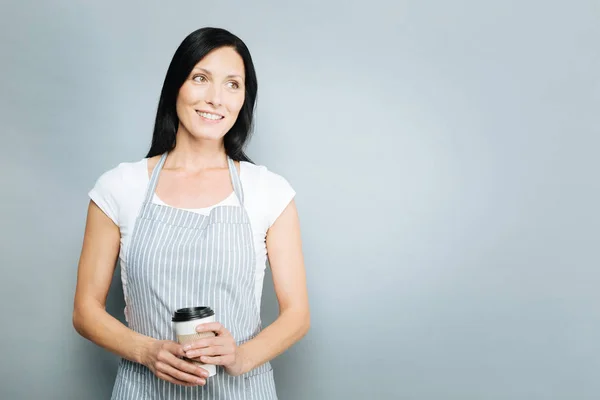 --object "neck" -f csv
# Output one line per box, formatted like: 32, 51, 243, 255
168, 129, 228, 171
